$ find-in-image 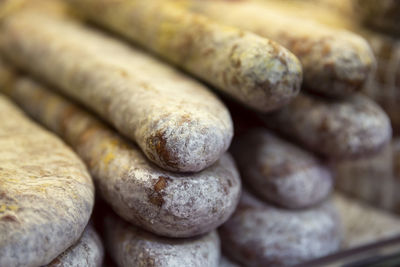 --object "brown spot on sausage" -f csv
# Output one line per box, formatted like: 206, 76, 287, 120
154, 176, 170, 192
178, 114, 192, 126
1, 214, 18, 222
150, 130, 178, 168
149, 194, 164, 207
148, 176, 171, 207
212, 206, 218, 214
223, 185, 229, 195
